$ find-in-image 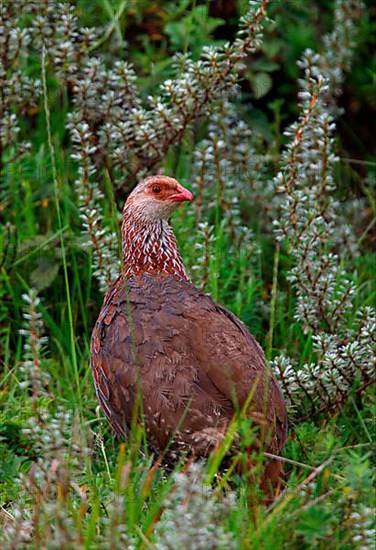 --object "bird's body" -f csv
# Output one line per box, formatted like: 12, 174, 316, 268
91, 176, 287, 476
